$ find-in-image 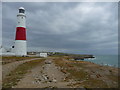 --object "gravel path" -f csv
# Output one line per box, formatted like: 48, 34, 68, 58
2, 58, 41, 79
14, 59, 71, 88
